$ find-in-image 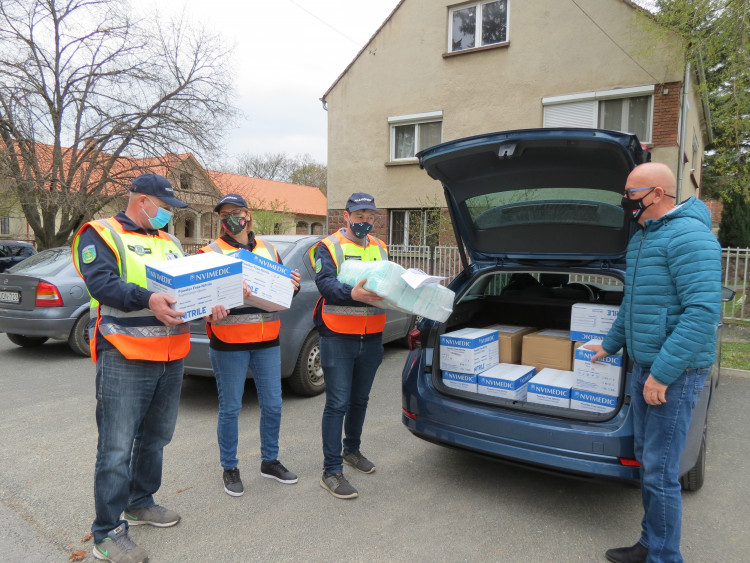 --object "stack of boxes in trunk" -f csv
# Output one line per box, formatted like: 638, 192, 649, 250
440, 303, 621, 413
